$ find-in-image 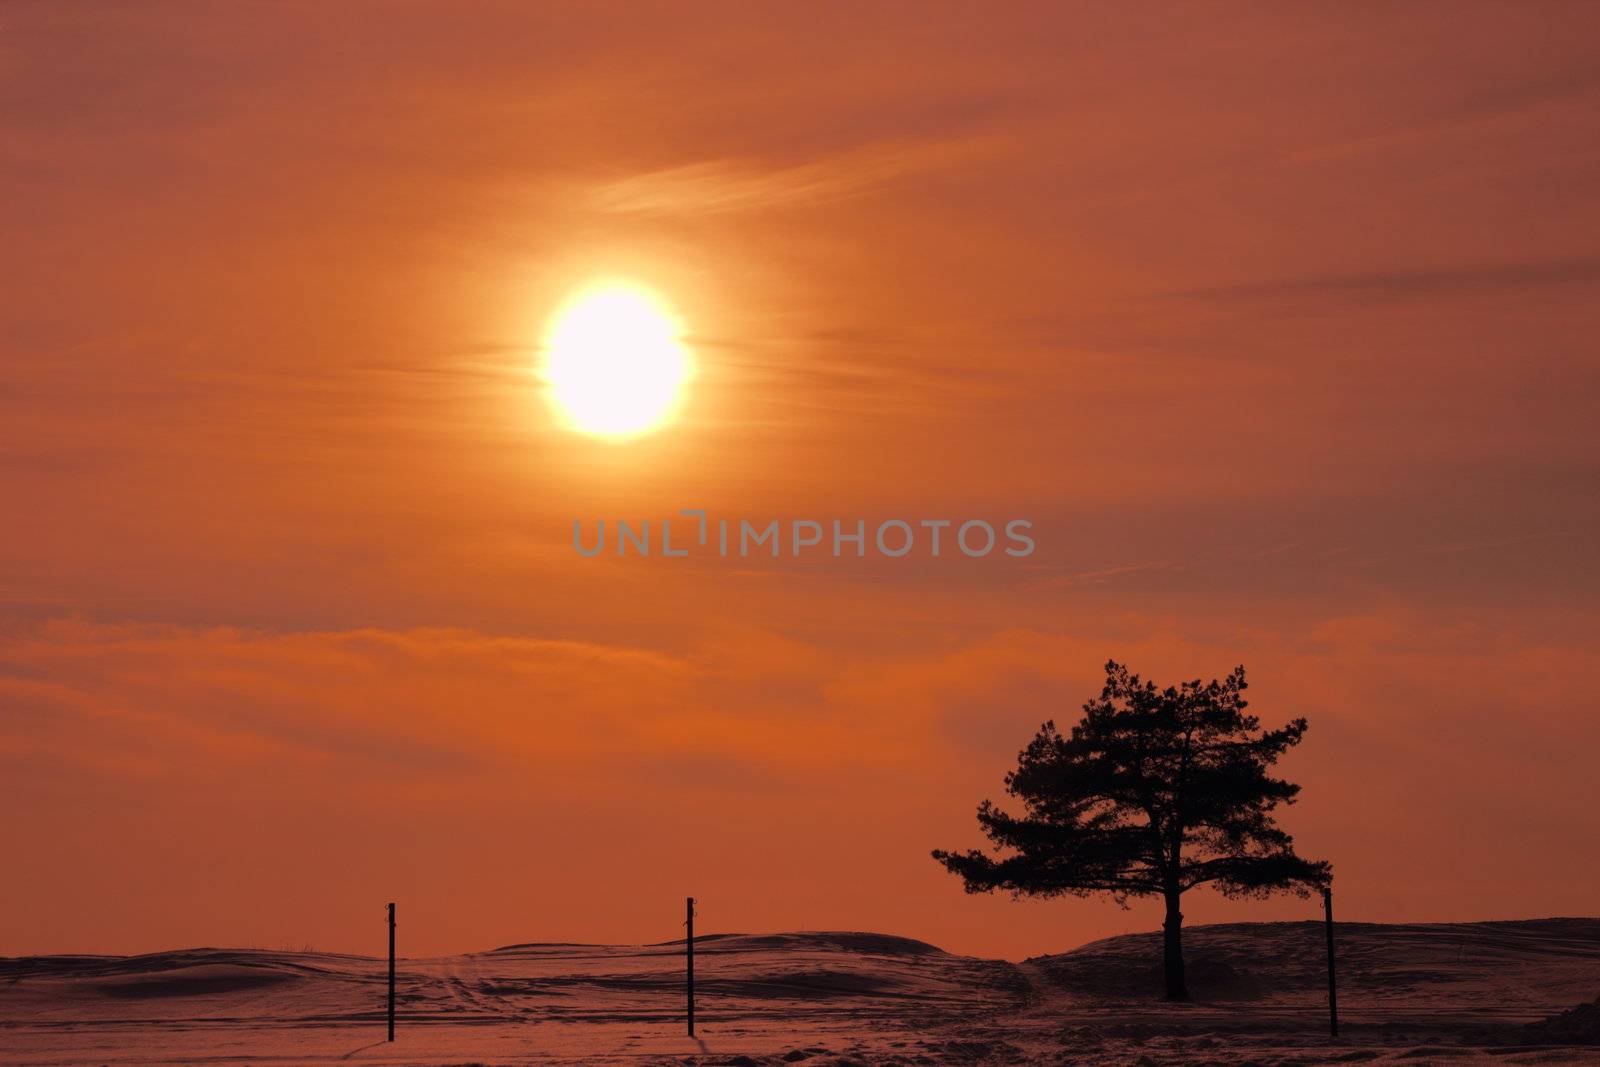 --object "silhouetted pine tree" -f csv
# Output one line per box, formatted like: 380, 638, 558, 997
933, 660, 1329, 1000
